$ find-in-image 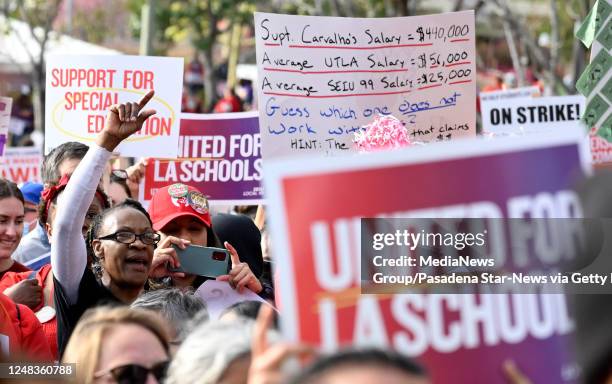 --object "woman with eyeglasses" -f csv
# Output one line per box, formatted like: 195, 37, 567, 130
63, 306, 170, 384
51, 90, 163, 356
